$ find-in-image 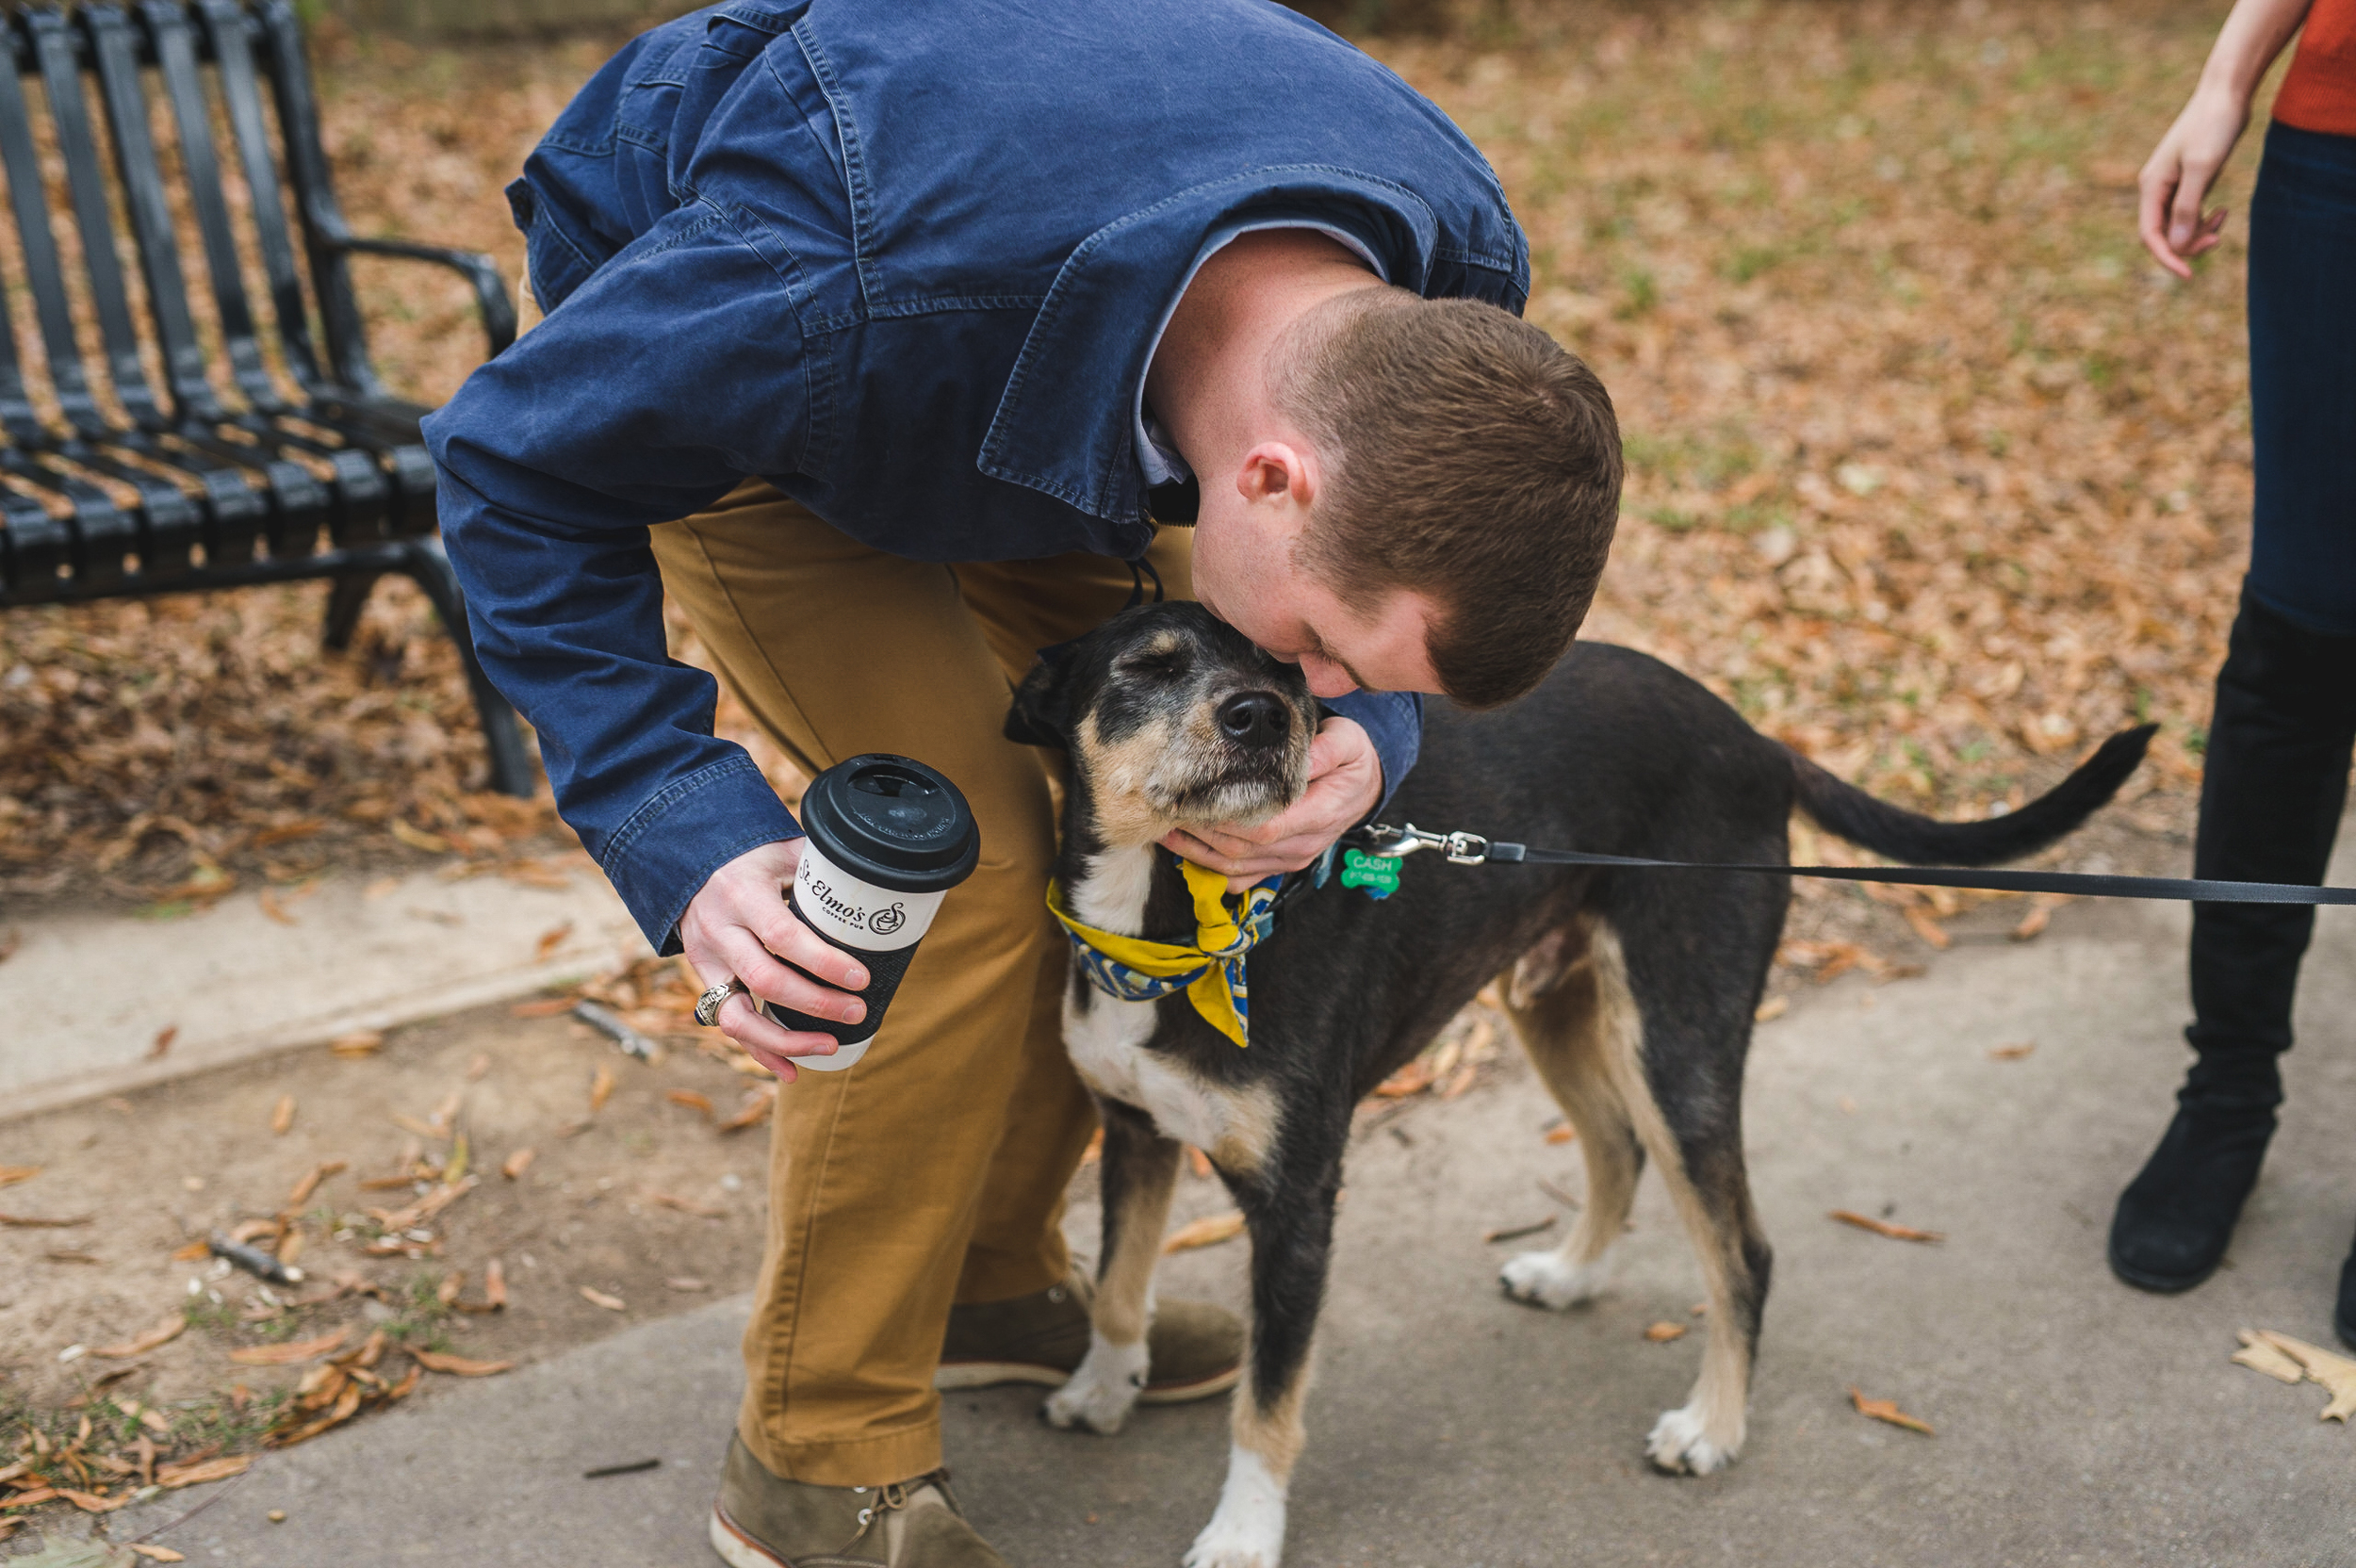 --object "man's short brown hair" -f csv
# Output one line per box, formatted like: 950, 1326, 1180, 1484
1277, 292, 1622, 709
